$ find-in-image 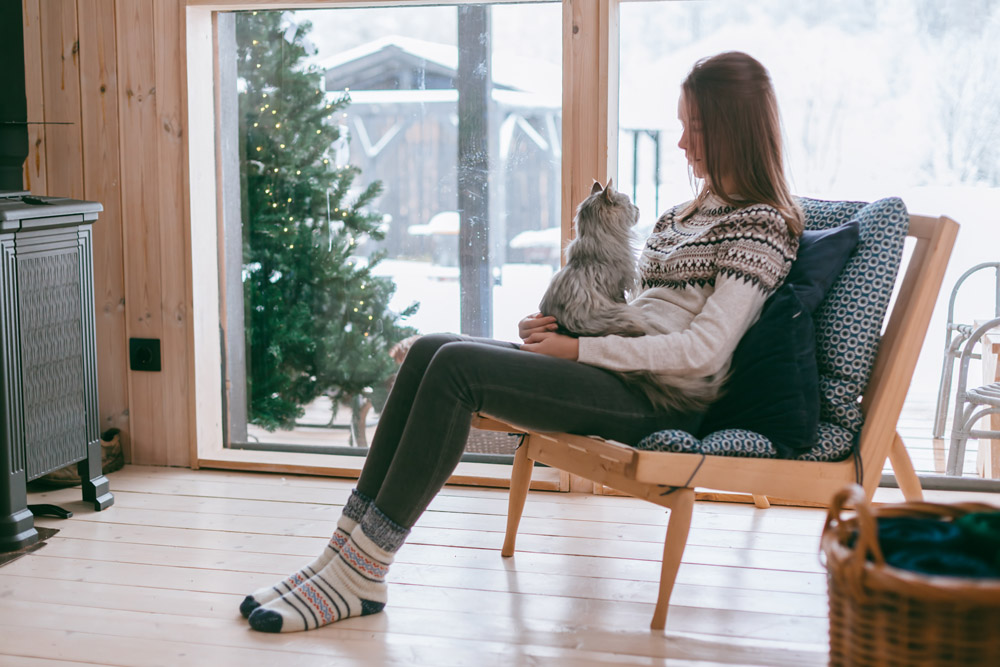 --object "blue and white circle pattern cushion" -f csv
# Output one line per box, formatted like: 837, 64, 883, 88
636, 422, 856, 462
636, 197, 909, 462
